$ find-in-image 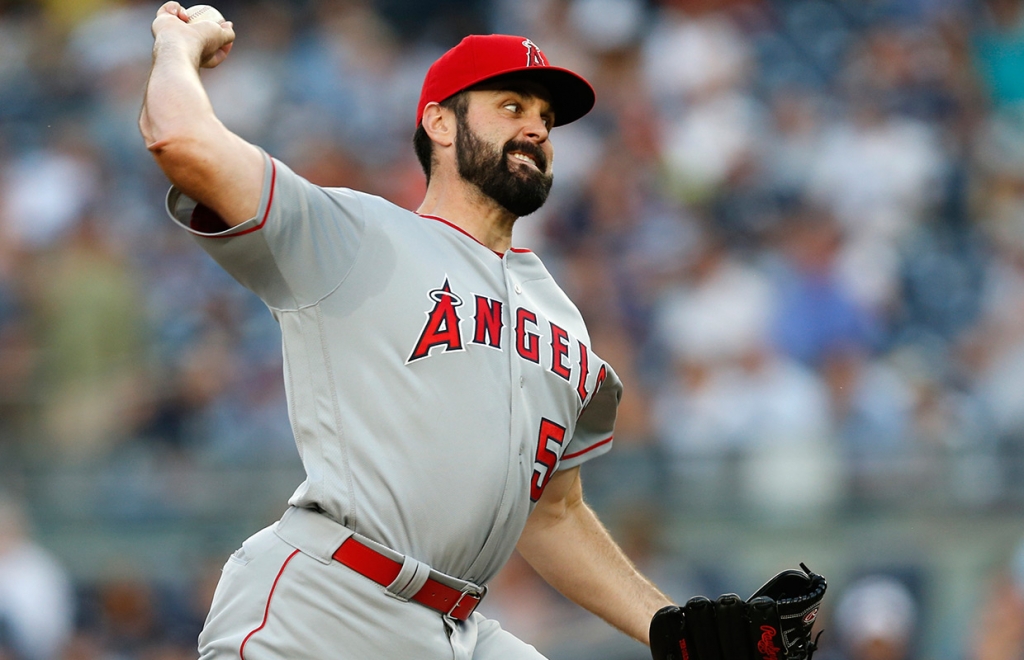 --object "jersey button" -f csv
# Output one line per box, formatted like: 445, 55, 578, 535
514, 284, 522, 294
519, 376, 524, 387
